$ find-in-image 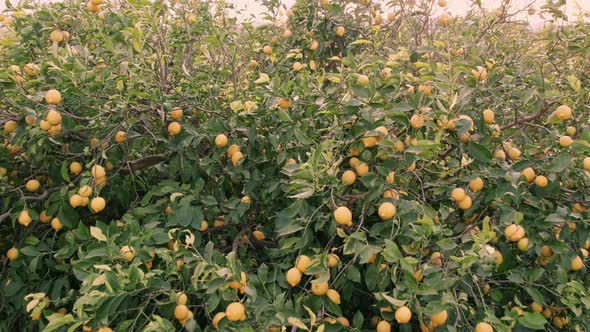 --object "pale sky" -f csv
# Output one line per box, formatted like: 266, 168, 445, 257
1, 0, 589, 25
